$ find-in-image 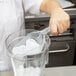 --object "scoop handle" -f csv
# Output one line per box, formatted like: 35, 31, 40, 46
40, 27, 50, 35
